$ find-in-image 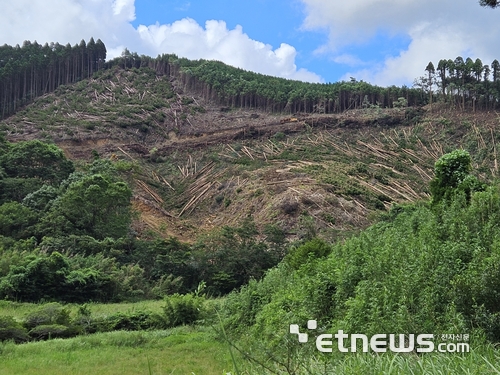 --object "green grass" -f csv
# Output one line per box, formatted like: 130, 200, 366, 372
237, 343, 500, 374
87, 301, 165, 317
325, 346, 500, 375
0, 313, 498, 375
0, 301, 38, 320
0, 300, 166, 321
0, 326, 235, 375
